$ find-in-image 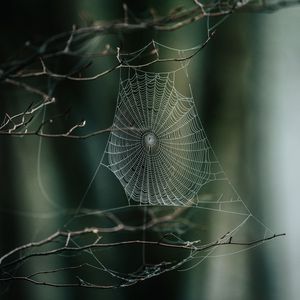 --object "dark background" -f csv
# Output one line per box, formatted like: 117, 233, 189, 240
0, 1, 299, 299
